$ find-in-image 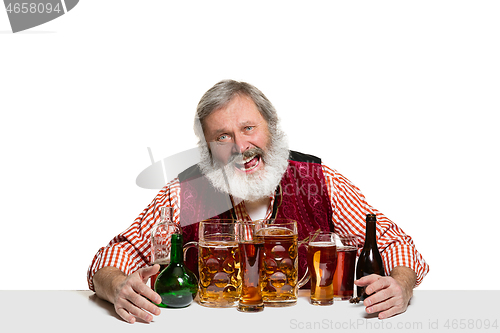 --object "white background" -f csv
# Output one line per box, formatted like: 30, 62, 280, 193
1, 1, 498, 291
